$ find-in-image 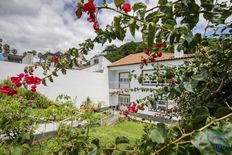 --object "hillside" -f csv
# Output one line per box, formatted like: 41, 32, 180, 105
102, 41, 147, 62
